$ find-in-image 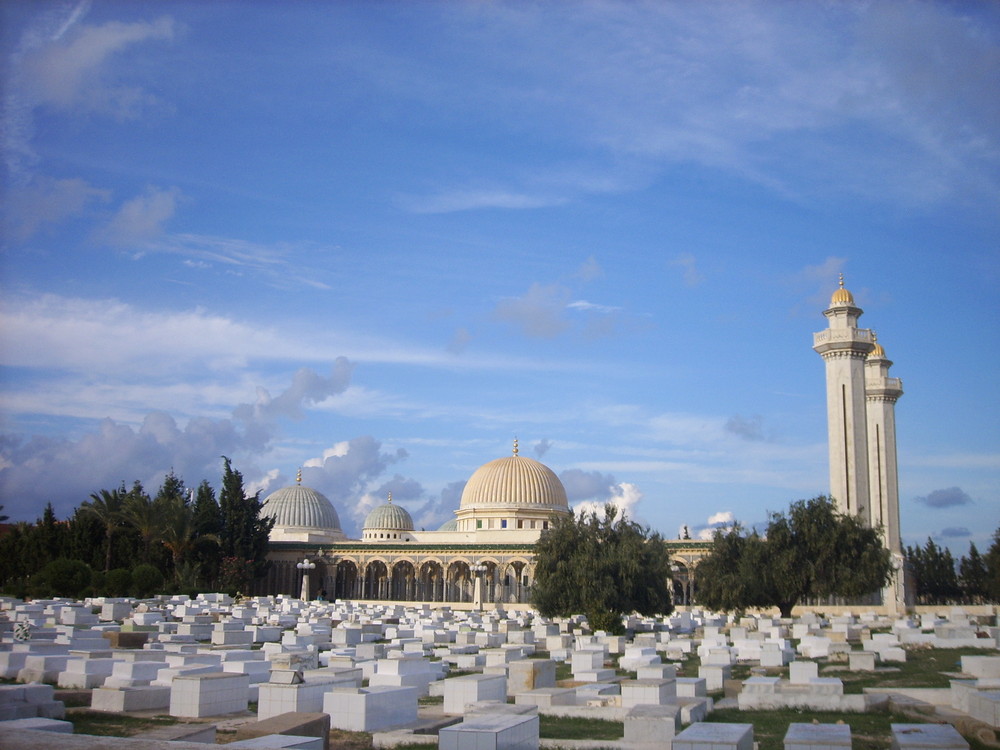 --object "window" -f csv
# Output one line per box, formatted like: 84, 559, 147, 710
476, 520, 483, 529
517, 520, 523, 529
501, 520, 507, 529
543, 521, 548, 529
